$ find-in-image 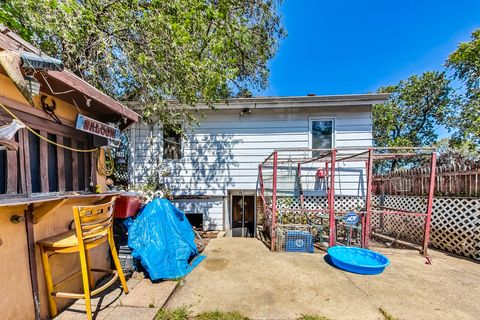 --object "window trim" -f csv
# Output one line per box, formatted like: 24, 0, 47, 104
308, 117, 336, 150
162, 125, 183, 161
